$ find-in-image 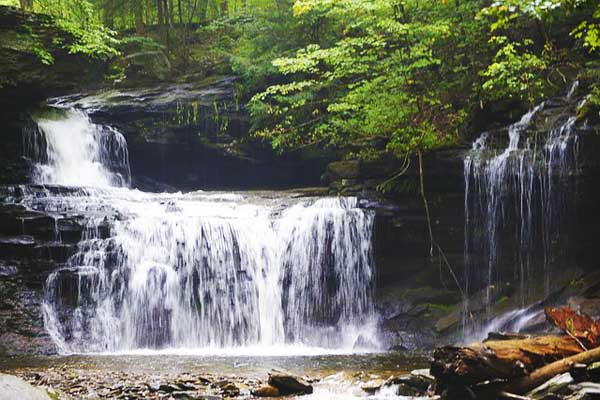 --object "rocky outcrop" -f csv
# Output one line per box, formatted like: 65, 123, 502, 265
267, 372, 313, 395
50, 77, 330, 190
0, 186, 107, 355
